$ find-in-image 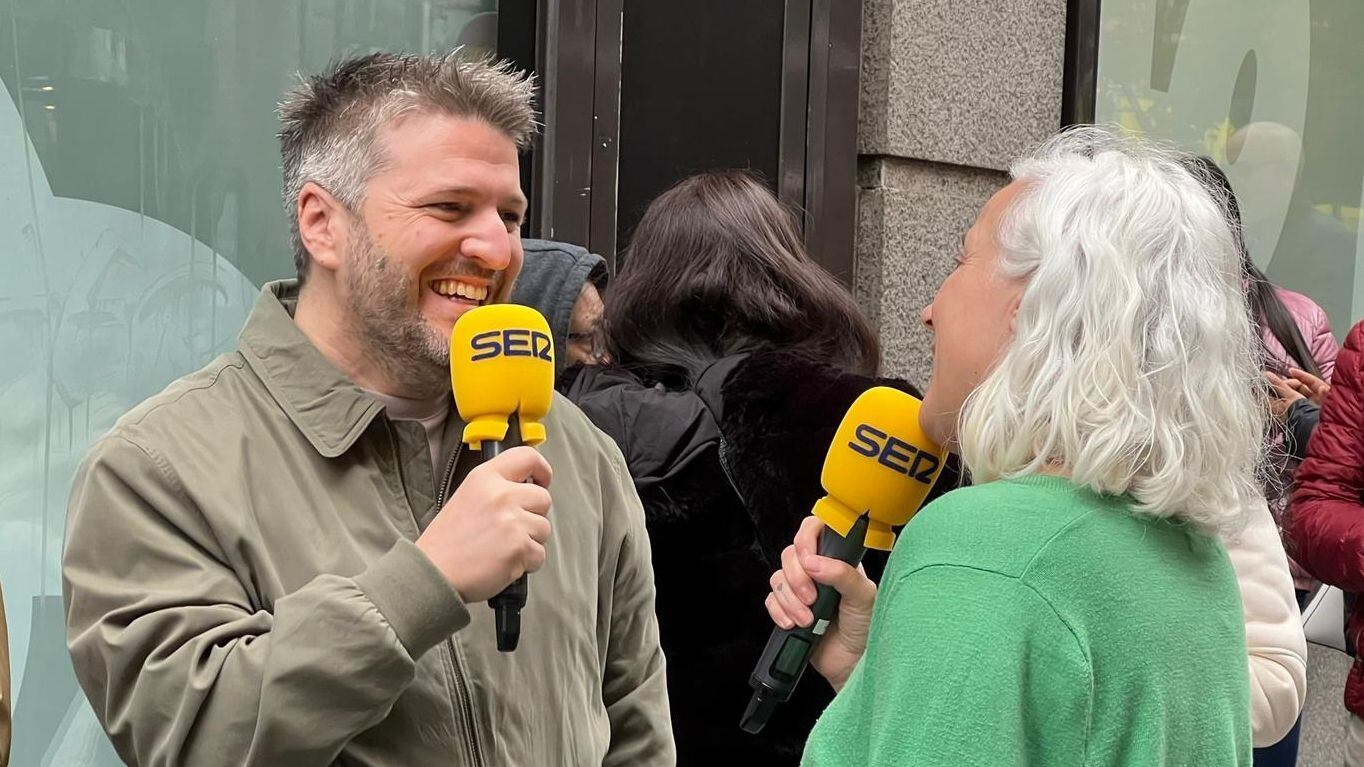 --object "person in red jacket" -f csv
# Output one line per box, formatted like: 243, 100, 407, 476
1288, 318, 1364, 763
